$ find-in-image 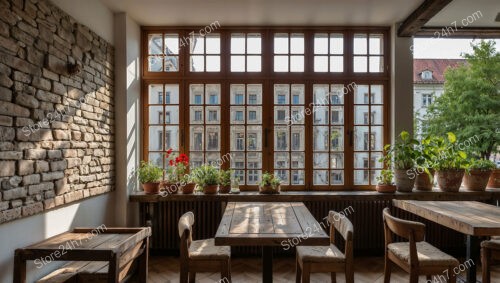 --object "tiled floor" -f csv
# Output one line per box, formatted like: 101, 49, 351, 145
148, 256, 500, 282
